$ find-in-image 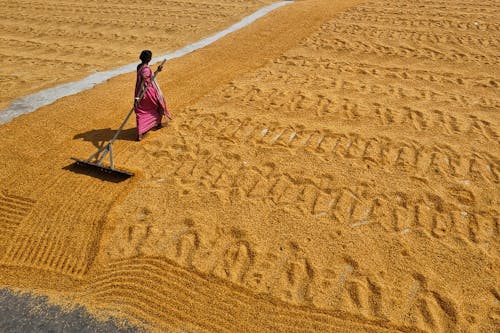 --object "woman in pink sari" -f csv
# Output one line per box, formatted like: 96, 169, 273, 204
134, 50, 172, 141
